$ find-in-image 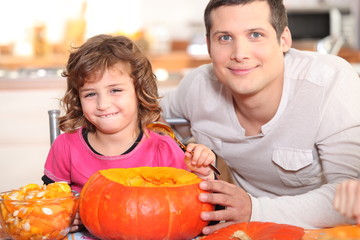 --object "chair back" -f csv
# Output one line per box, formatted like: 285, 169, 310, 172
47, 109, 189, 145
